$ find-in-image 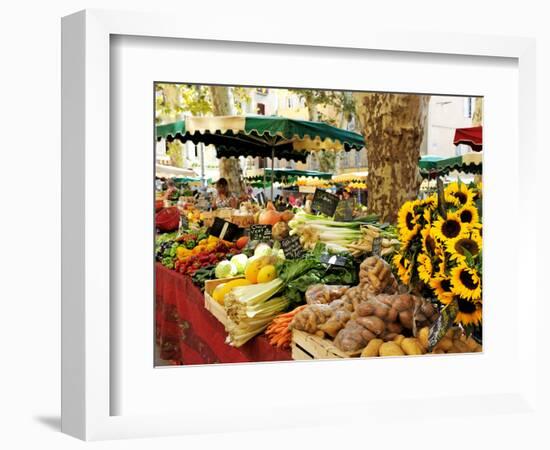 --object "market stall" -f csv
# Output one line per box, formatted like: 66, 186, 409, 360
156, 115, 365, 199
453, 125, 483, 151
419, 153, 483, 178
